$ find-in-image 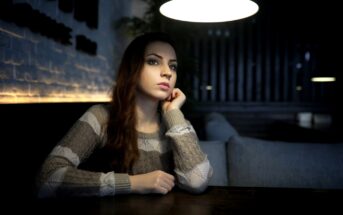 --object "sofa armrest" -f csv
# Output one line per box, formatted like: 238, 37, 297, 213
204, 112, 238, 141
199, 140, 228, 186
